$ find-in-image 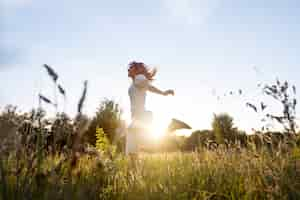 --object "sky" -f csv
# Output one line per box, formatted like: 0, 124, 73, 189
1, 0, 300, 134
